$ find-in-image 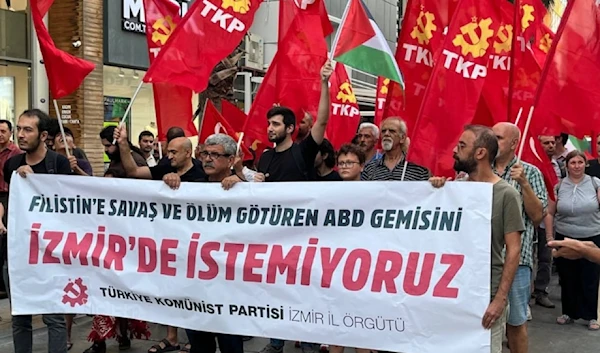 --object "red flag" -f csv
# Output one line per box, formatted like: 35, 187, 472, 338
407, 0, 503, 176
144, 0, 198, 141
143, 0, 263, 93
278, 0, 333, 42
373, 77, 390, 126
383, 0, 448, 135
200, 100, 252, 160
326, 63, 360, 150
31, 0, 95, 99
520, 133, 559, 200
38, 0, 54, 16
220, 99, 247, 133
534, 0, 600, 139
243, 1, 329, 156
520, 0, 548, 40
